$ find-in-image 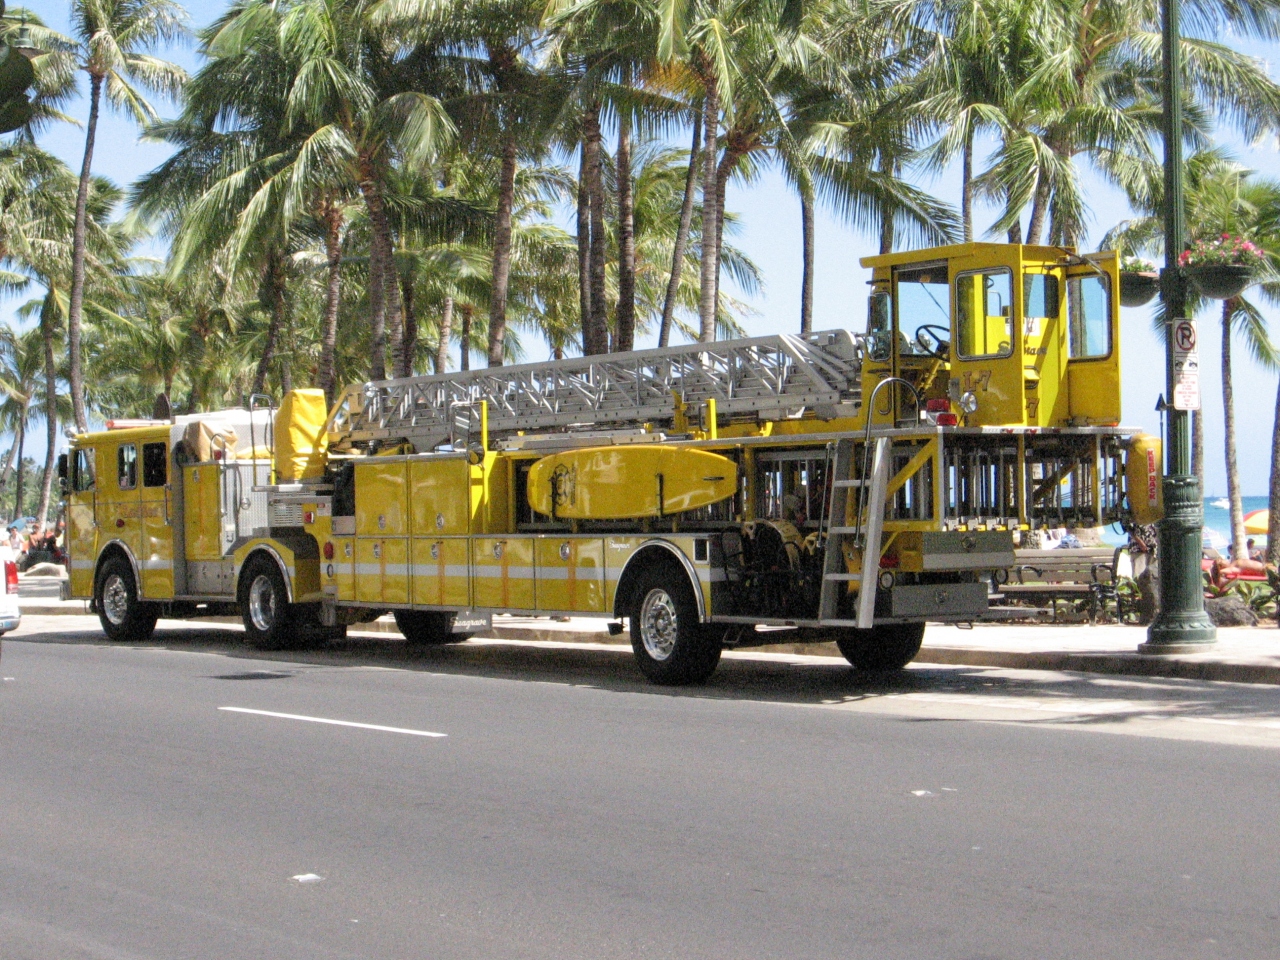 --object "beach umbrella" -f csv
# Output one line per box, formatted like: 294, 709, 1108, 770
1244, 509, 1269, 535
